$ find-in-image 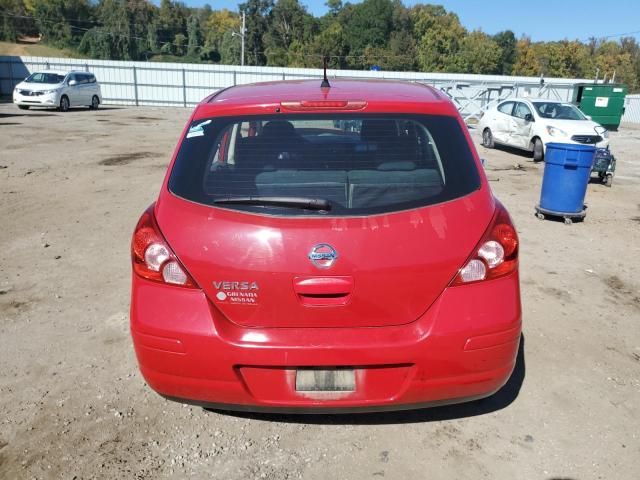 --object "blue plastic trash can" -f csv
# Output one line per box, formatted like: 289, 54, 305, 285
539, 143, 595, 215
